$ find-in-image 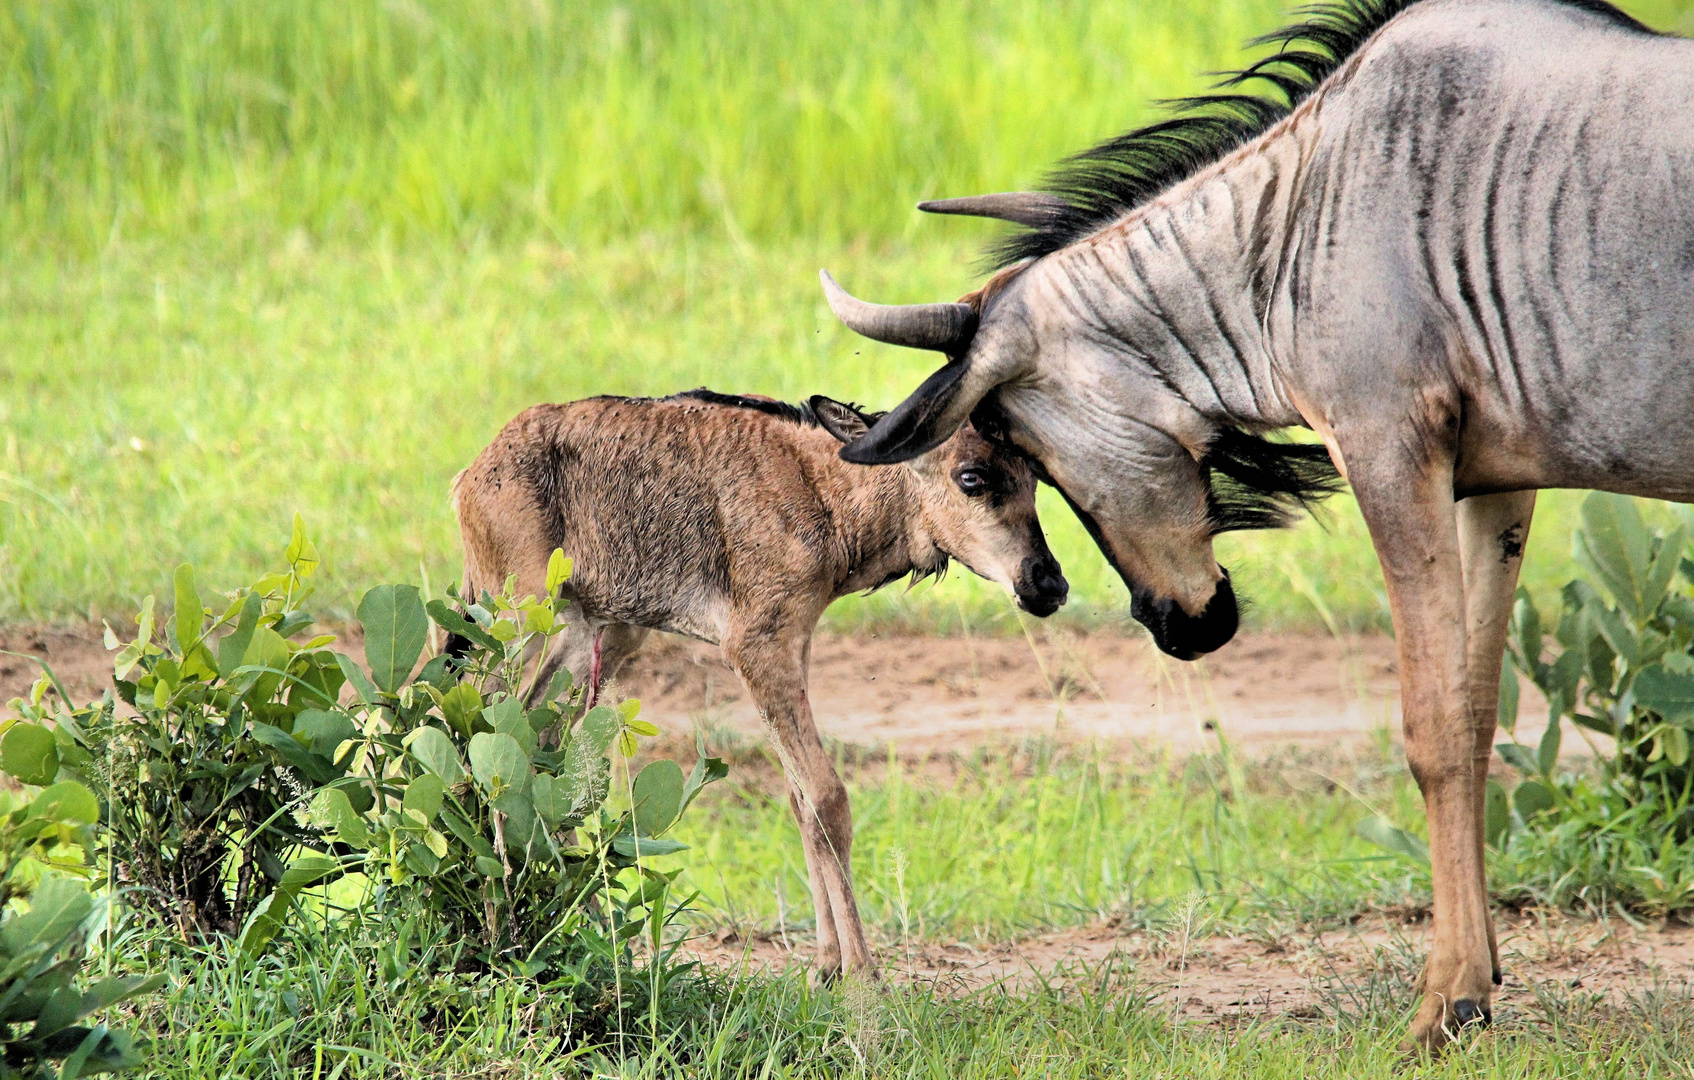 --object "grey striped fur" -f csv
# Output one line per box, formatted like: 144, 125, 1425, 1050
822, 0, 1693, 1050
